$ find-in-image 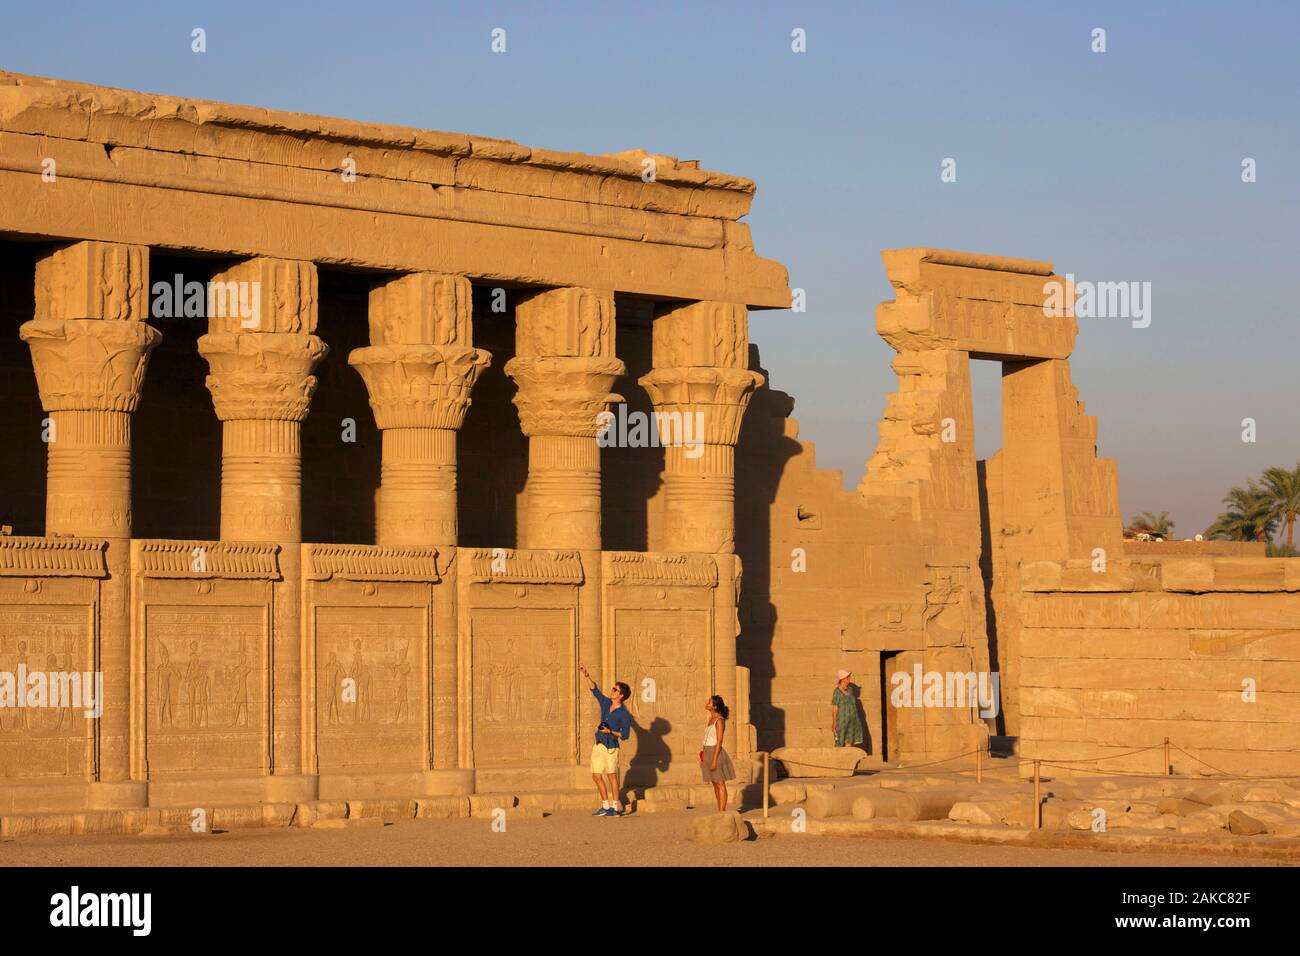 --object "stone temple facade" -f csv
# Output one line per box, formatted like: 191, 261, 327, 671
1, 73, 1297, 815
